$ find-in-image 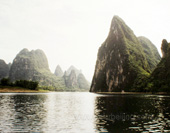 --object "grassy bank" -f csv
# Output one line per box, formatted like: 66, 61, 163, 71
0, 86, 49, 93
